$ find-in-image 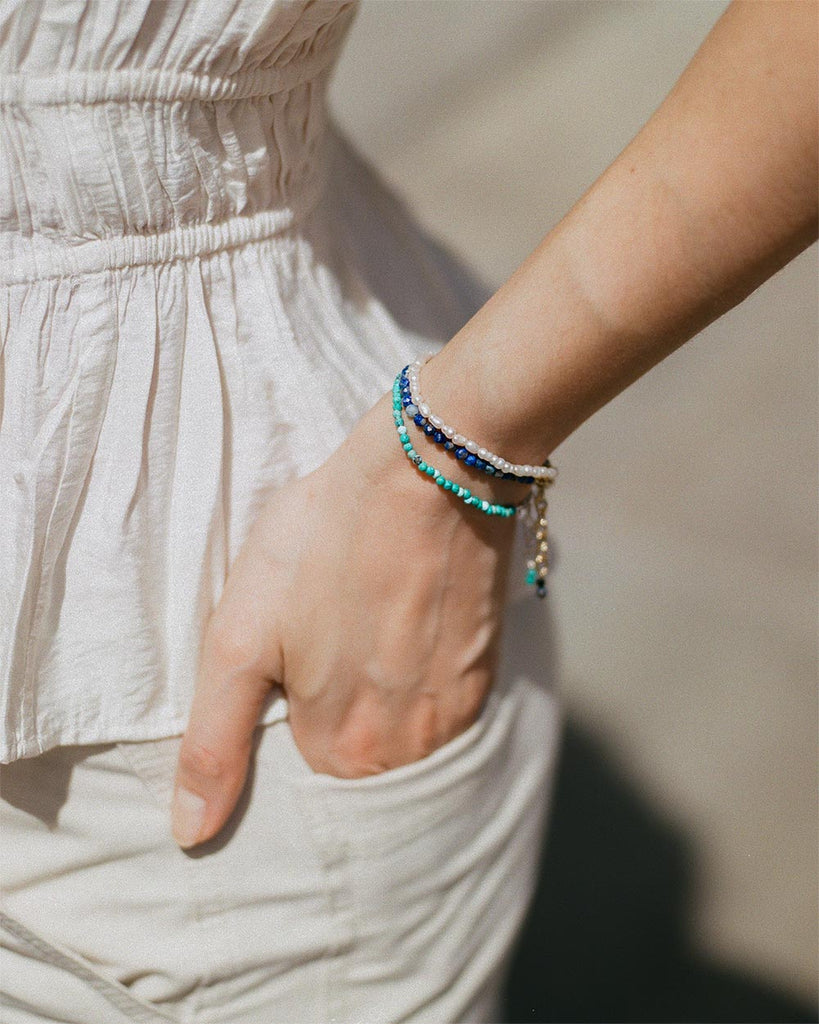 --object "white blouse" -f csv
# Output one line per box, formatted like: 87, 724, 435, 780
0, 0, 528, 762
